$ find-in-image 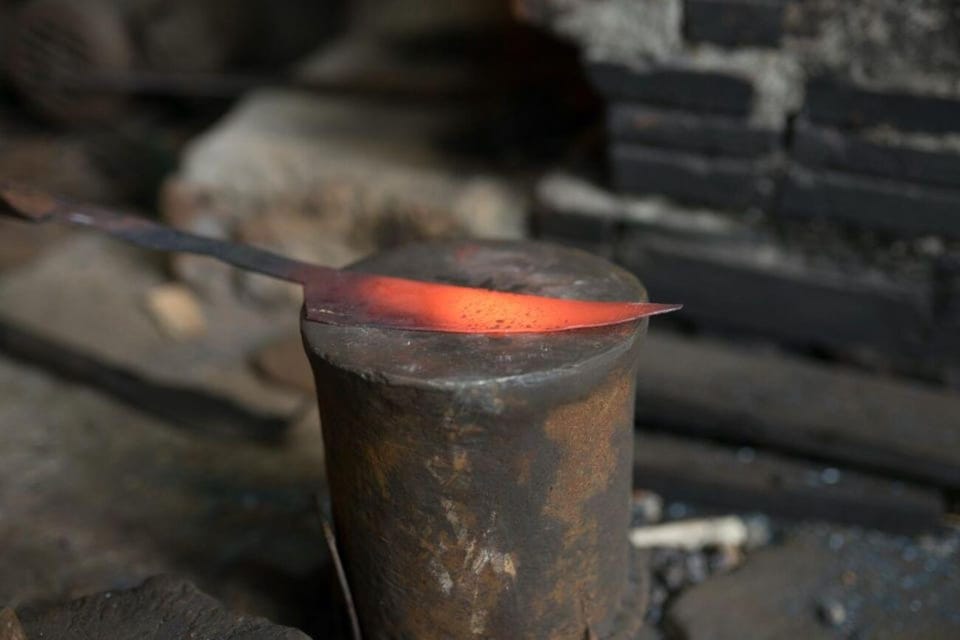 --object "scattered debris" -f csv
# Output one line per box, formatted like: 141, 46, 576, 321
145, 283, 207, 341
817, 596, 848, 628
